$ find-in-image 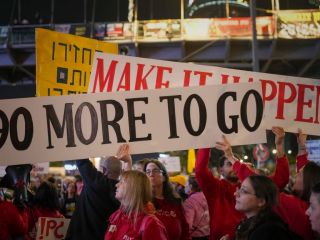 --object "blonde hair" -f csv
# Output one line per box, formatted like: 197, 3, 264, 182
120, 170, 152, 227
